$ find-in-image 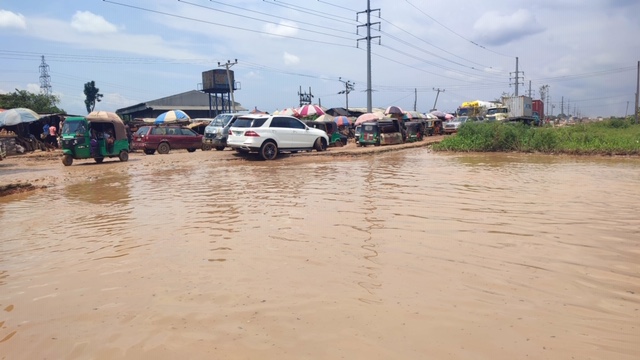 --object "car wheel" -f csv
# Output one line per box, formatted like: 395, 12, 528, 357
94, 157, 104, 164
314, 138, 327, 152
62, 155, 73, 166
260, 141, 278, 160
215, 146, 225, 151
144, 149, 155, 155
187, 148, 196, 153
157, 142, 170, 154
119, 151, 129, 162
